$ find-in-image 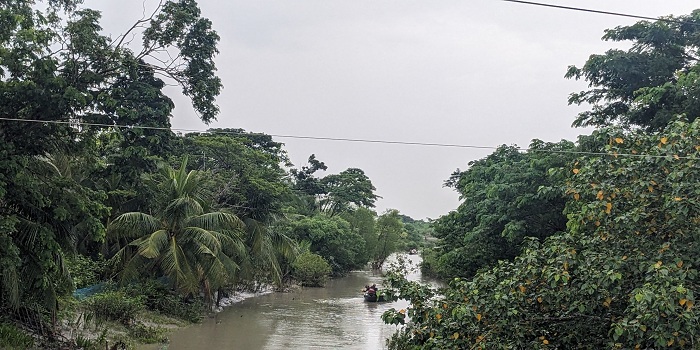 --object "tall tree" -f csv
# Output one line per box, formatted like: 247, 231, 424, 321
108, 159, 244, 300
174, 129, 291, 222
566, 10, 700, 130
341, 207, 378, 267
319, 168, 379, 217
429, 141, 574, 279
170, 130, 297, 286
0, 0, 222, 317
286, 215, 365, 275
384, 119, 700, 349
290, 154, 328, 215
372, 210, 404, 269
